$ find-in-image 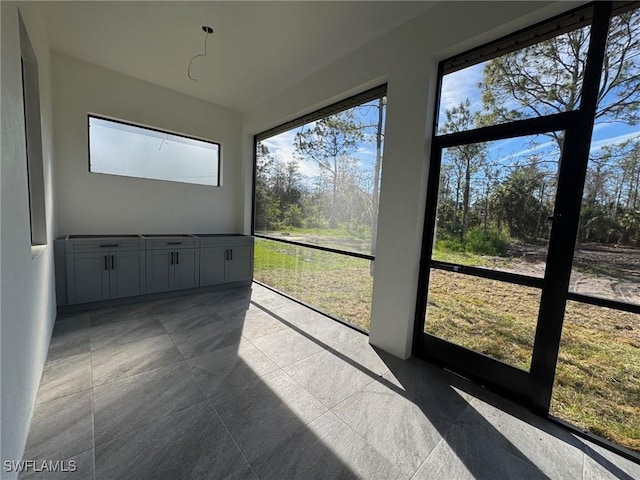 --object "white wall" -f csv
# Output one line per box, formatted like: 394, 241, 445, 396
243, 1, 583, 359
1, 2, 57, 475
52, 53, 244, 236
